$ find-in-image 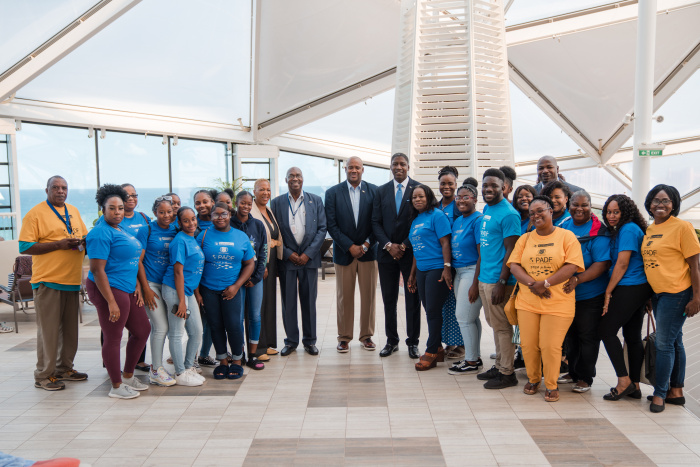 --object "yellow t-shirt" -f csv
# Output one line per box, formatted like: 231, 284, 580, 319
19, 201, 88, 286
507, 227, 585, 317
642, 216, 700, 294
